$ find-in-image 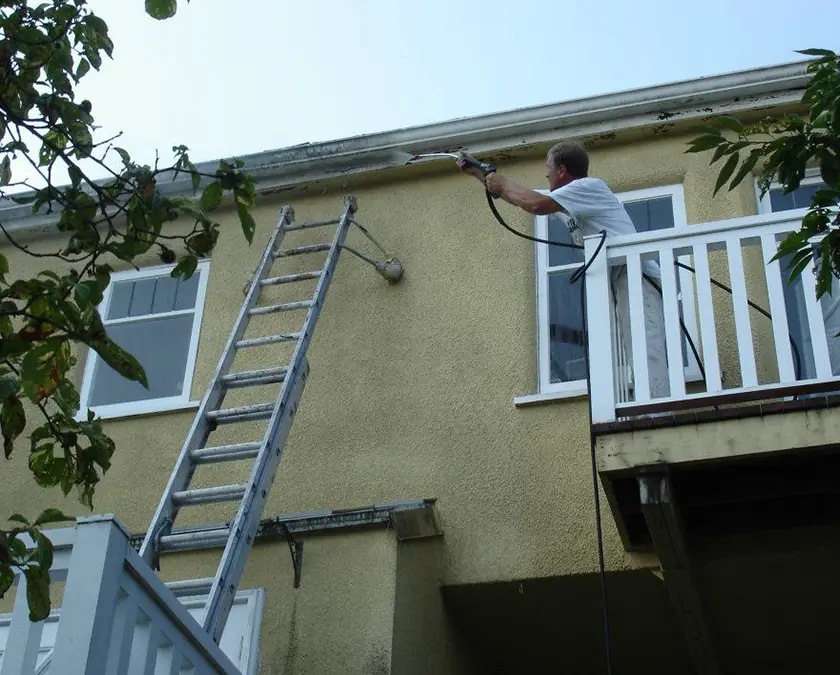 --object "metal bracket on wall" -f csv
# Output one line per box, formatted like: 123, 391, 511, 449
282, 523, 303, 588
